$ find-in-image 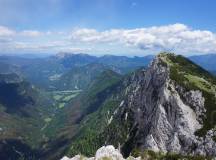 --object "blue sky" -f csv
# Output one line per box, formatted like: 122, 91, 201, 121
0, 0, 216, 56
